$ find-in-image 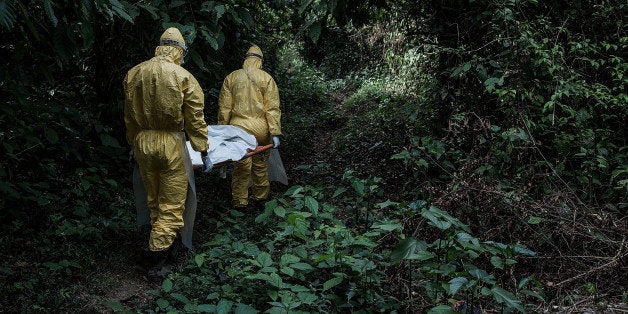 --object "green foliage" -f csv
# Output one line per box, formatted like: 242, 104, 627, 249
391, 204, 544, 312
137, 175, 539, 312
430, 0, 627, 205
0, 0, 625, 312
146, 182, 400, 312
